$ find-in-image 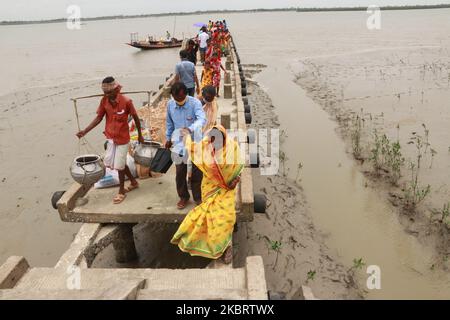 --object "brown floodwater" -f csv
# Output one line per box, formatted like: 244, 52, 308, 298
1, 9, 450, 298
256, 66, 450, 299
